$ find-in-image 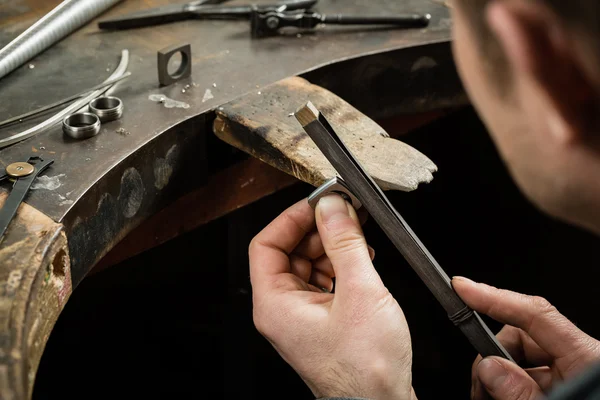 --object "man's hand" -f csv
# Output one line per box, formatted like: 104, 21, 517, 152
249, 195, 415, 400
453, 277, 600, 400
